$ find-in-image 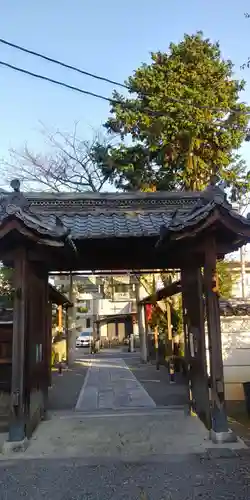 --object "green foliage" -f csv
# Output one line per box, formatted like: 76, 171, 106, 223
94, 32, 250, 197
217, 260, 238, 299
171, 295, 183, 336
0, 266, 14, 306
77, 306, 88, 313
